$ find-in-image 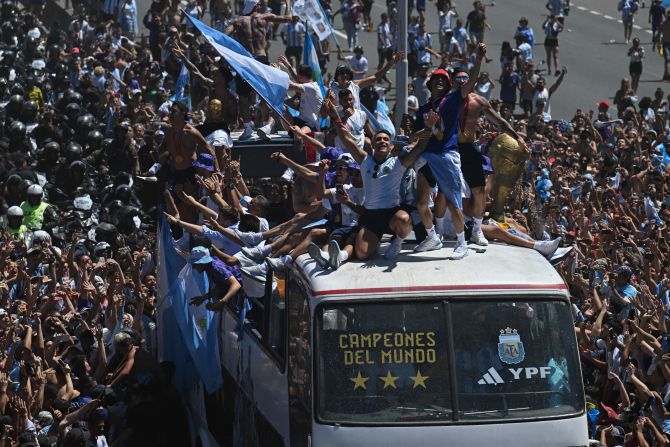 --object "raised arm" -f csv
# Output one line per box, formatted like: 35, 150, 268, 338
548, 66, 567, 96
357, 51, 404, 88
461, 43, 486, 97
400, 111, 439, 167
